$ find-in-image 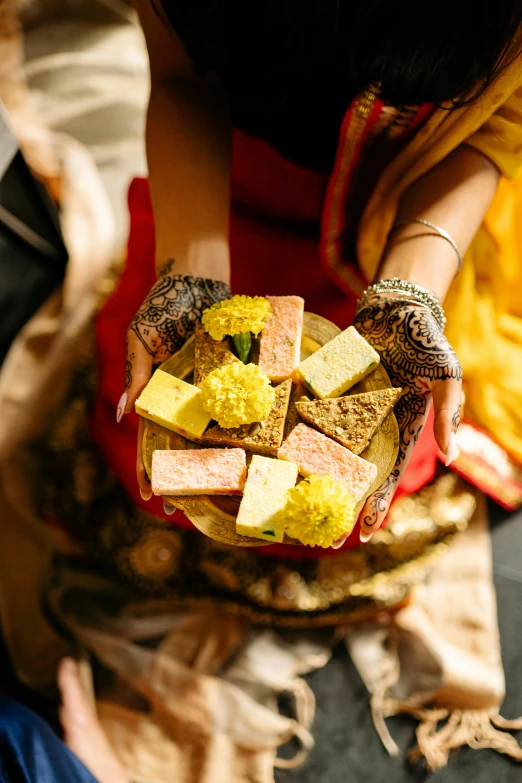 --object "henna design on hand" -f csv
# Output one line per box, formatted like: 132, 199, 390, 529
157, 257, 176, 278
125, 342, 137, 391
452, 404, 462, 431
355, 298, 462, 383
355, 296, 462, 527
129, 272, 231, 364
